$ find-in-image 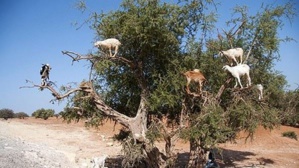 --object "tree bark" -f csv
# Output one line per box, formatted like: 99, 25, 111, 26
188, 139, 205, 168
215, 77, 233, 101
